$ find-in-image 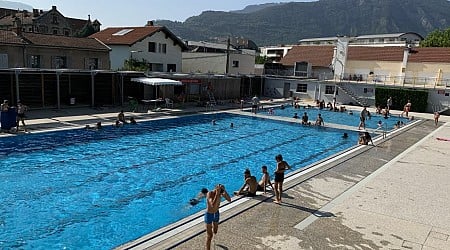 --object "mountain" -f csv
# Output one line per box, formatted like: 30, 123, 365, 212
156, 0, 450, 46
230, 3, 284, 14
0, 0, 32, 10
